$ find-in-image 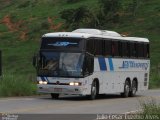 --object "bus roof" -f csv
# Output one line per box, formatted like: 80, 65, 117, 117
42, 29, 149, 43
